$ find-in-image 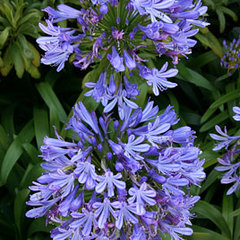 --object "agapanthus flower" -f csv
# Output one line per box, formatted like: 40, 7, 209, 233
37, 0, 208, 97
221, 36, 240, 73
211, 106, 240, 195
26, 100, 205, 240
